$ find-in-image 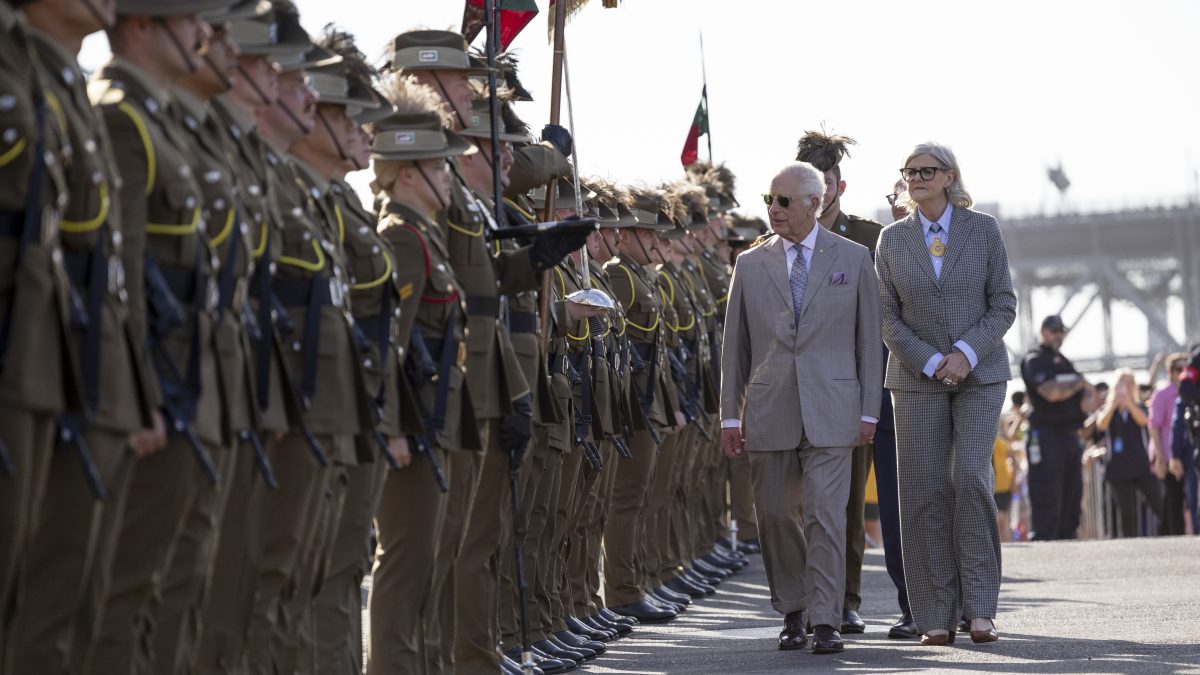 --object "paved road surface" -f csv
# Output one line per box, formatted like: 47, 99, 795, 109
364, 537, 1200, 673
